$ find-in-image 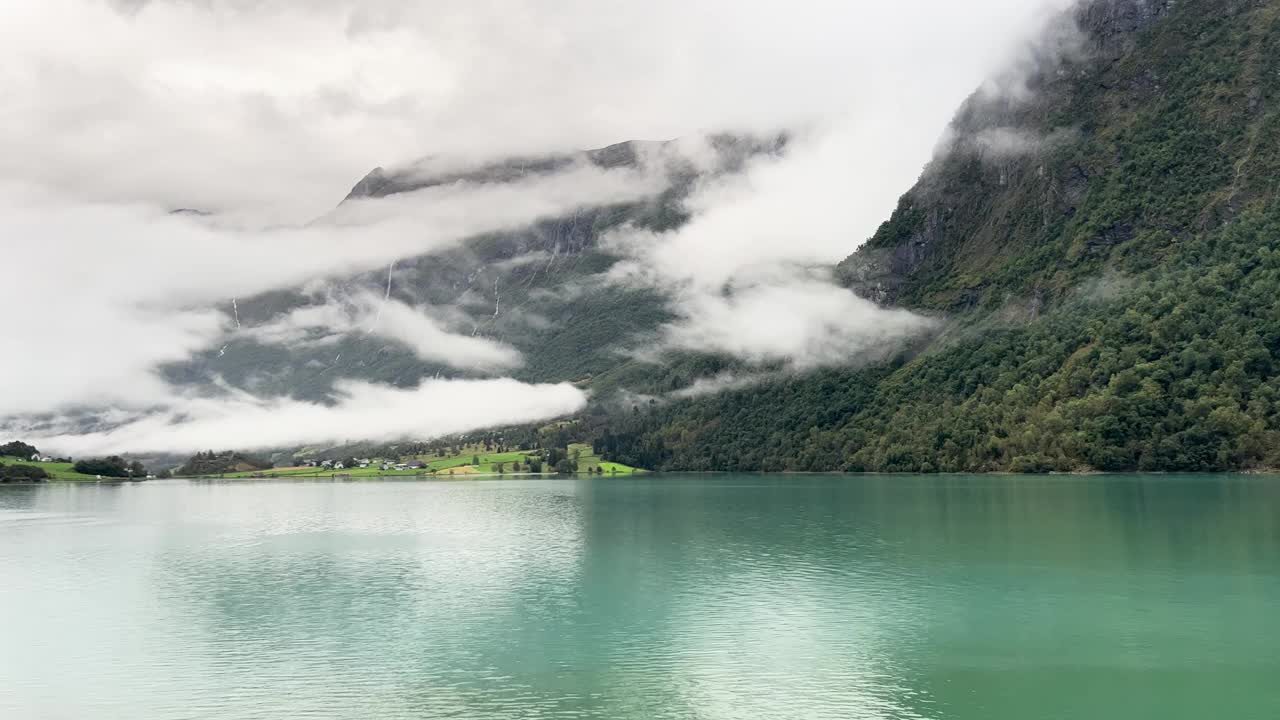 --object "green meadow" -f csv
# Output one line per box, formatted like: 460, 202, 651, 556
202, 444, 644, 479
0, 457, 101, 481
